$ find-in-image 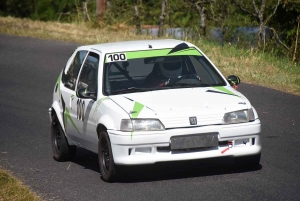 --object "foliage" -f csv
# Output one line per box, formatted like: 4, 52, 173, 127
269, 0, 300, 61
1, 0, 35, 18
0, 0, 299, 61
